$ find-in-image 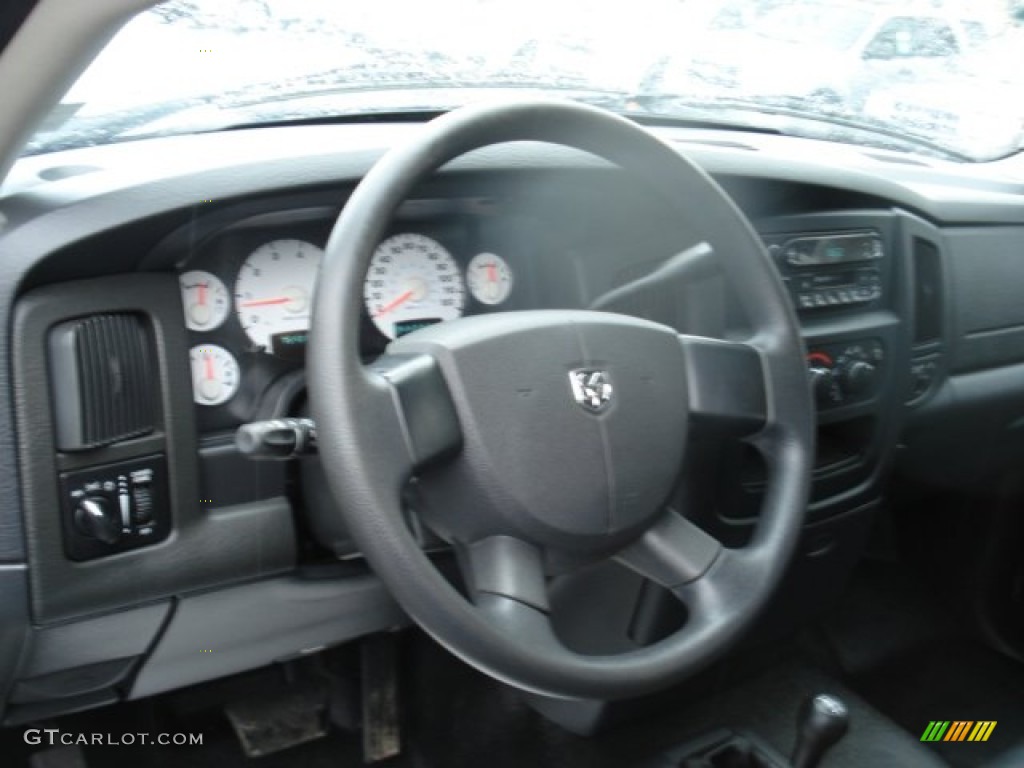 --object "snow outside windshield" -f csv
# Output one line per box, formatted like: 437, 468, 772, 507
25, 0, 1024, 161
